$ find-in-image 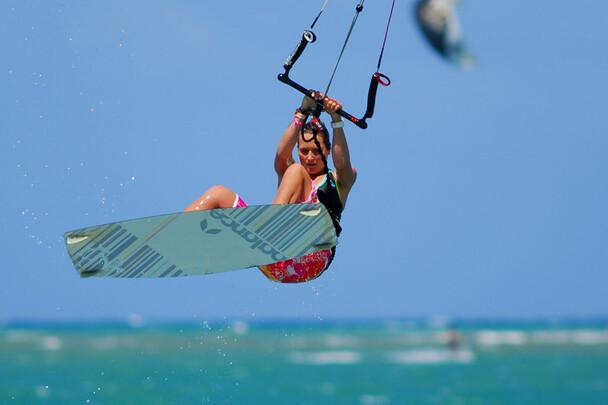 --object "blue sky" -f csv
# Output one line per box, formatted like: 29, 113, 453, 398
2, 0, 607, 321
